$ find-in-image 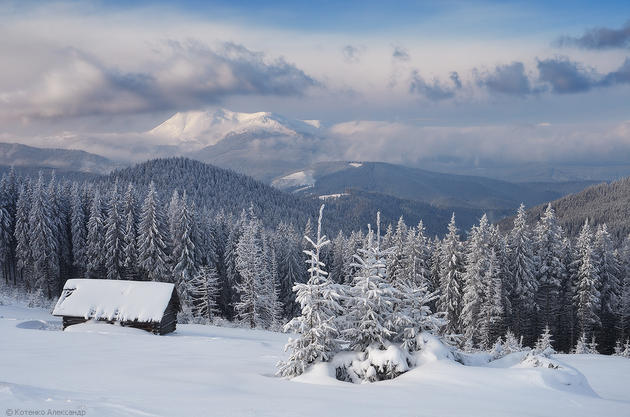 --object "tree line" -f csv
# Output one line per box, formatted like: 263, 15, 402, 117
0, 168, 629, 356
